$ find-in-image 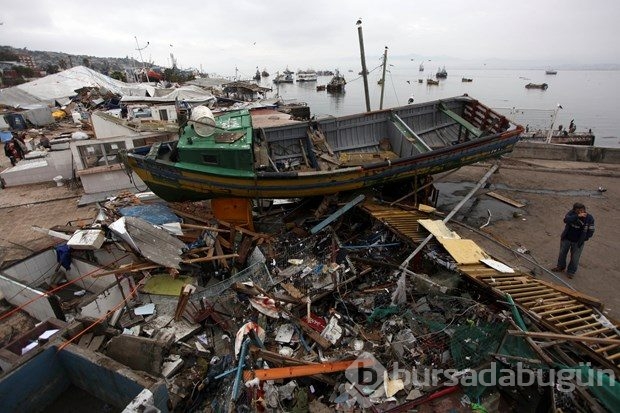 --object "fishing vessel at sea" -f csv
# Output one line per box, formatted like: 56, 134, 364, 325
121, 95, 523, 201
